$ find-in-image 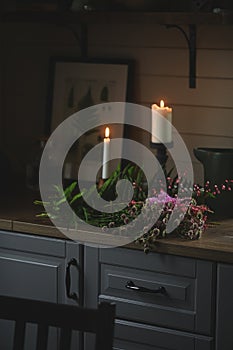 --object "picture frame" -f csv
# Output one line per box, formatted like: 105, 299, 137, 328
46, 58, 132, 182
